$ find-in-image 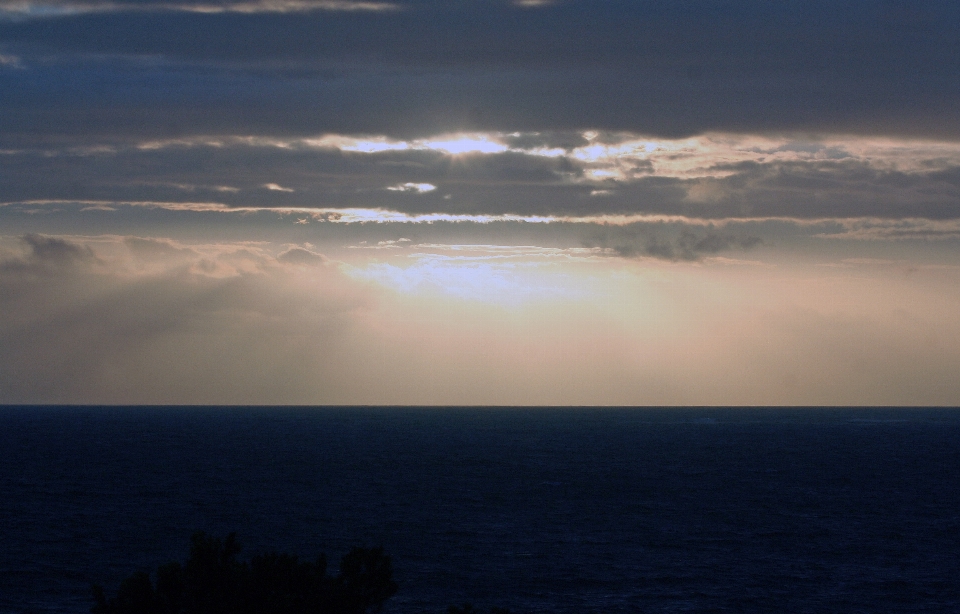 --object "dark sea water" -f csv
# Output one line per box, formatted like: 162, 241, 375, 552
1, 407, 959, 614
